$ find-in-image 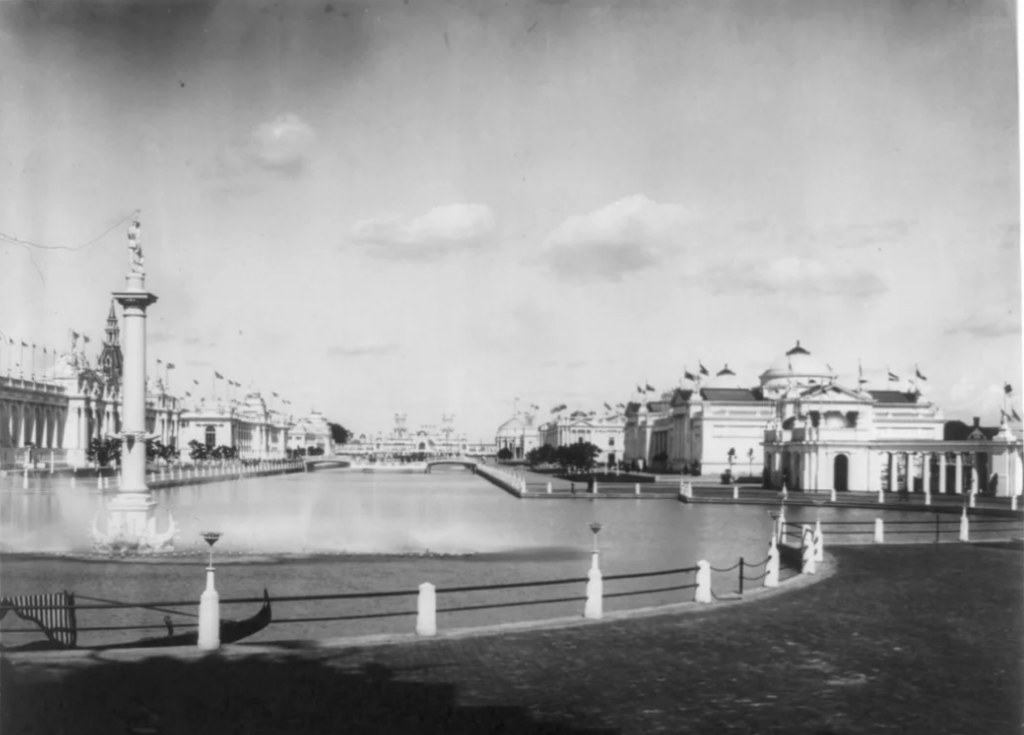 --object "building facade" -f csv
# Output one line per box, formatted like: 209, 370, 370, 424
495, 411, 540, 460
537, 412, 626, 466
